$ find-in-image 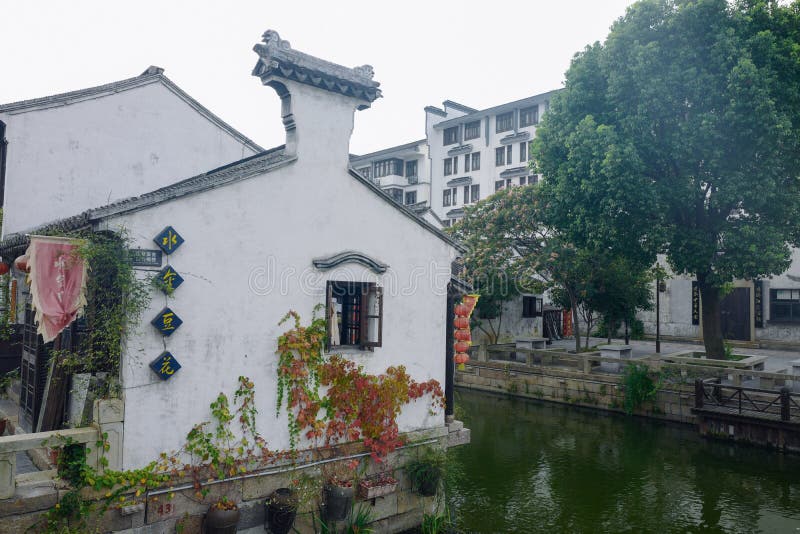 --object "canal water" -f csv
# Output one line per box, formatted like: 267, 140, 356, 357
447, 389, 800, 533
